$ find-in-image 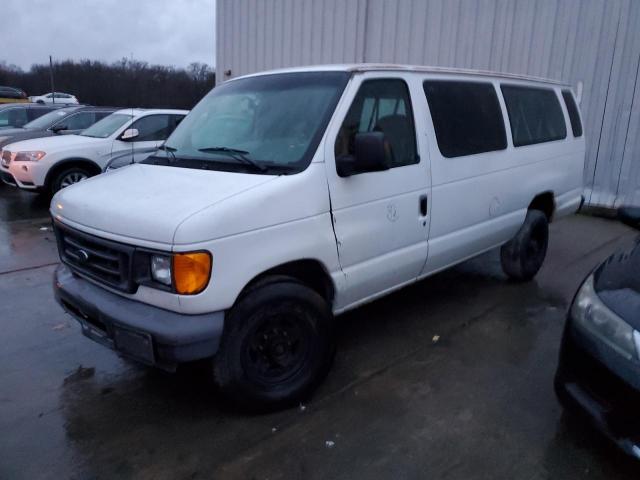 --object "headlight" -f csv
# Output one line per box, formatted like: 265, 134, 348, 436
150, 254, 172, 286
150, 252, 211, 295
571, 275, 638, 361
15, 151, 46, 162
